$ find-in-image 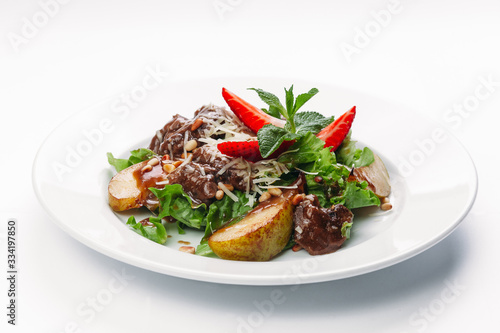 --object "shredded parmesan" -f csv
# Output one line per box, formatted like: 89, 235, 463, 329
259, 185, 298, 189
218, 182, 239, 202
217, 157, 243, 175
178, 153, 193, 169
252, 177, 281, 184
293, 167, 318, 175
